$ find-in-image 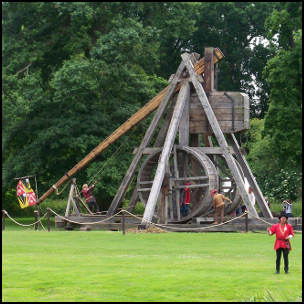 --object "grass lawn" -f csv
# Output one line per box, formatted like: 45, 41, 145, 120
2, 223, 302, 302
